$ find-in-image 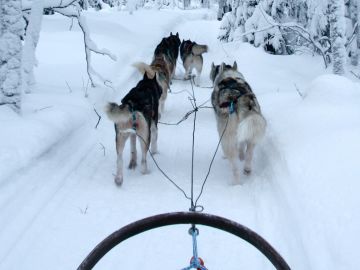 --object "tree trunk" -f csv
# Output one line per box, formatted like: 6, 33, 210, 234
329, 0, 347, 75
0, 0, 24, 112
22, 0, 45, 94
357, 0, 360, 68
201, 0, 210, 9
217, 0, 226, 20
